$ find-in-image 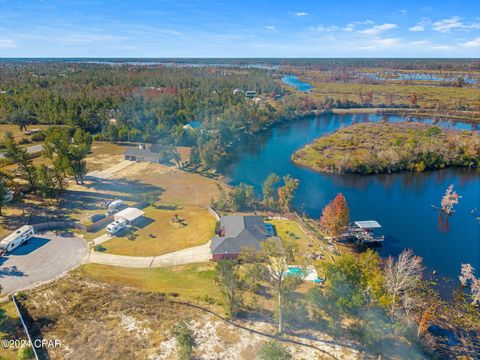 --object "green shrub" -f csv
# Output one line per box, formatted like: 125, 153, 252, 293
17, 345, 35, 360
258, 341, 291, 360
173, 321, 195, 360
